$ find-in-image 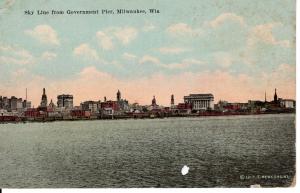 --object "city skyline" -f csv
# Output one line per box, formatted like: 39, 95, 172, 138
0, 87, 290, 108
0, 0, 295, 107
